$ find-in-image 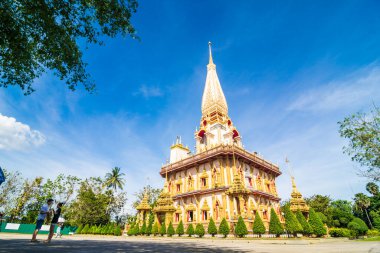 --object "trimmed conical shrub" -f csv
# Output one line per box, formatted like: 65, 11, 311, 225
176, 220, 185, 236
146, 213, 154, 235
114, 226, 122, 236
207, 217, 218, 237
309, 208, 327, 237
152, 222, 159, 236
186, 223, 194, 237
253, 212, 266, 236
235, 216, 248, 238
167, 222, 175, 237
283, 205, 303, 236
296, 210, 312, 236
134, 223, 140, 236
140, 220, 147, 235
81, 224, 90, 234
269, 208, 283, 237
76, 224, 83, 234
219, 218, 230, 238
95, 225, 102, 234
127, 223, 135, 236
159, 222, 166, 236
195, 223, 205, 238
